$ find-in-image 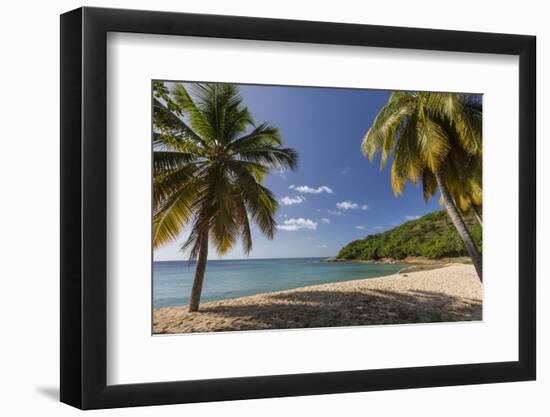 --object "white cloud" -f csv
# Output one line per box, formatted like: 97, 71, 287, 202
327, 210, 344, 216
336, 201, 368, 210
277, 218, 318, 231
279, 195, 306, 206
355, 225, 366, 230
337, 201, 358, 210
321, 218, 331, 224
289, 185, 334, 194
317, 244, 327, 248
405, 215, 420, 220
341, 166, 351, 175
